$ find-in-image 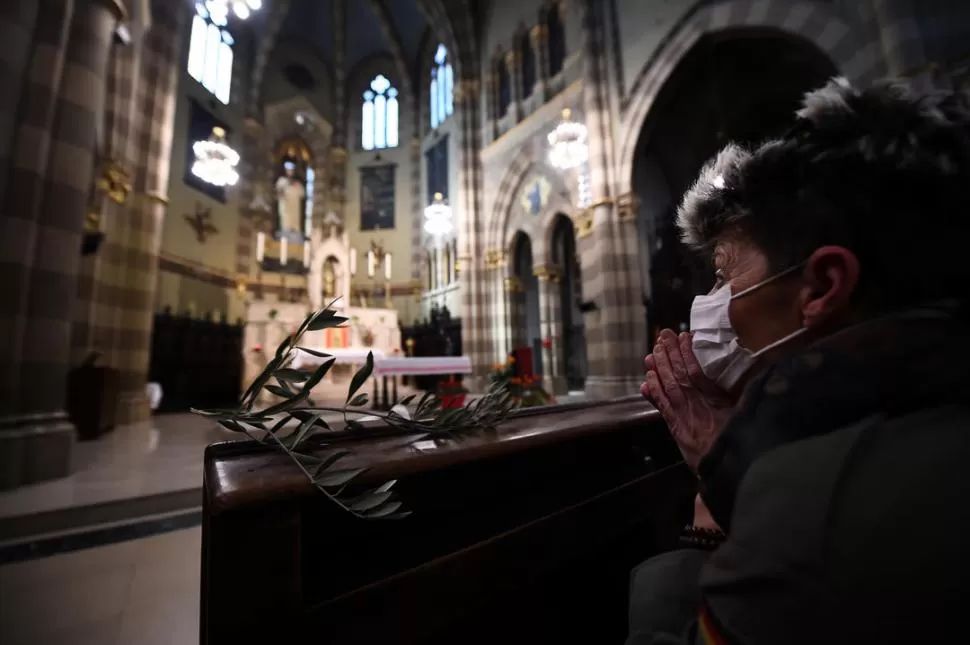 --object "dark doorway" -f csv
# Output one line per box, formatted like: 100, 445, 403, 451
512, 232, 542, 377
633, 29, 839, 350
551, 214, 587, 391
